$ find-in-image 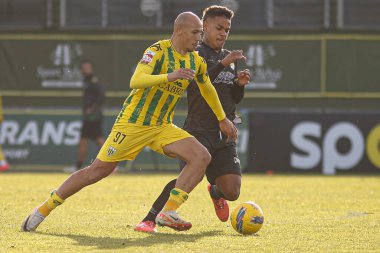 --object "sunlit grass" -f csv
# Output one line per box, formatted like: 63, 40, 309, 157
1, 173, 379, 253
